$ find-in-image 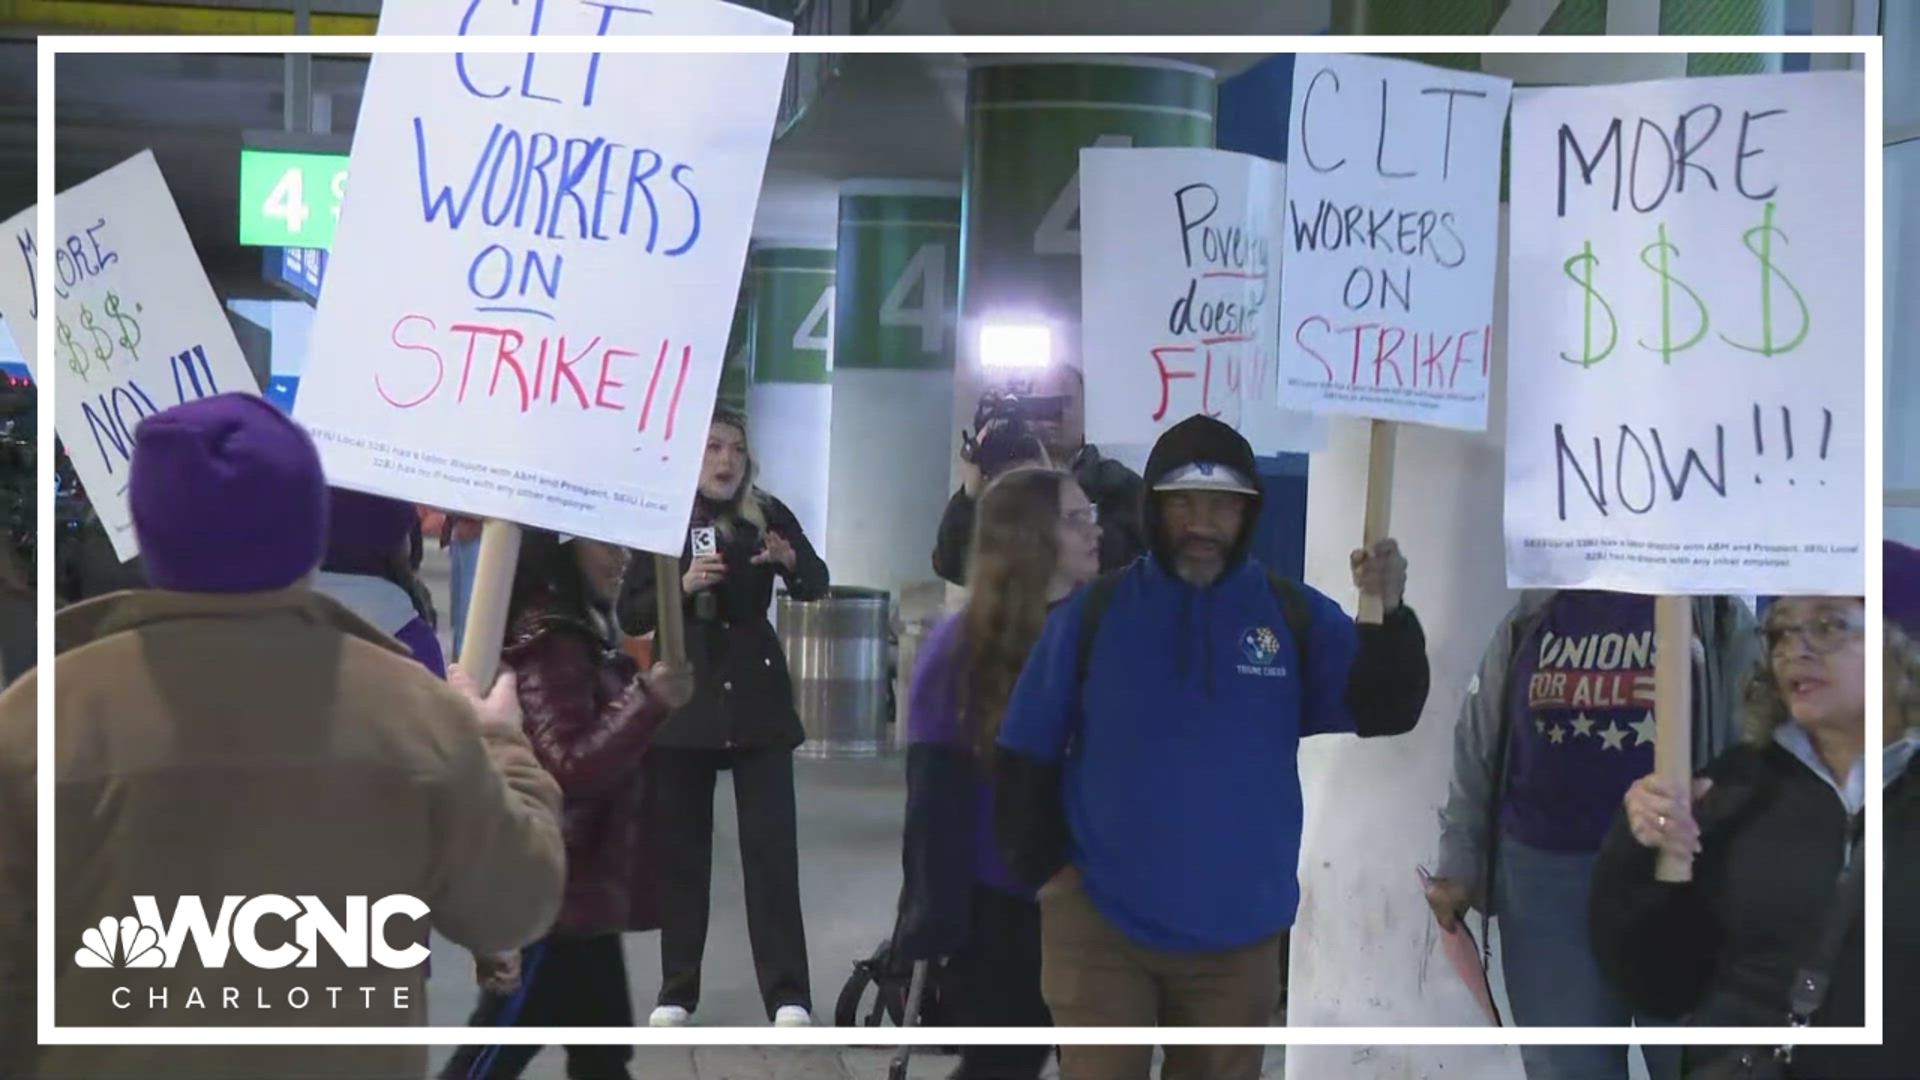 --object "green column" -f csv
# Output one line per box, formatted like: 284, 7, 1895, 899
717, 284, 750, 414
959, 59, 1216, 374
747, 246, 835, 387
833, 183, 962, 372
1332, 0, 1784, 75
